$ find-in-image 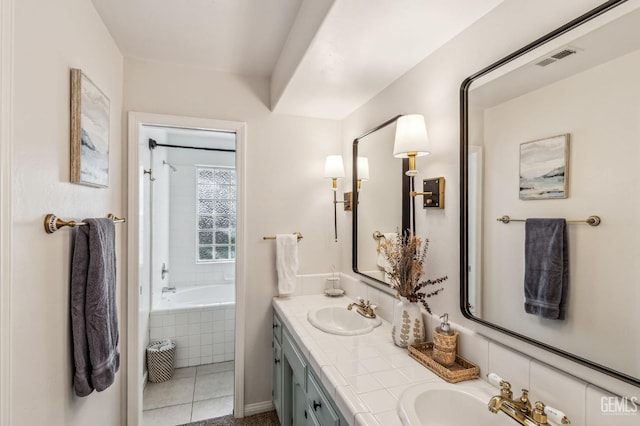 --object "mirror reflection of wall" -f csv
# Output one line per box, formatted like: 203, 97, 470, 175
463, 1, 640, 383
356, 124, 404, 282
